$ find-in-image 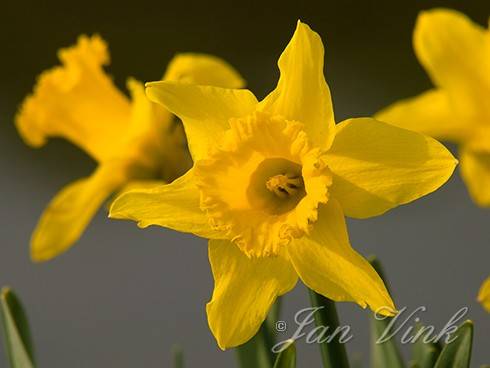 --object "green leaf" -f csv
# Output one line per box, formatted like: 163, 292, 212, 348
410, 323, 441, 368
0, 287, 35, 368
368, 257, 405, 368
370, 316, 405, 368
235, 327, 273, 368
308, 289, 350, 368
171, 344, 184, 368
235, 298, 282, 368
434, 321, 473, 368
272, 340, 296, 368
